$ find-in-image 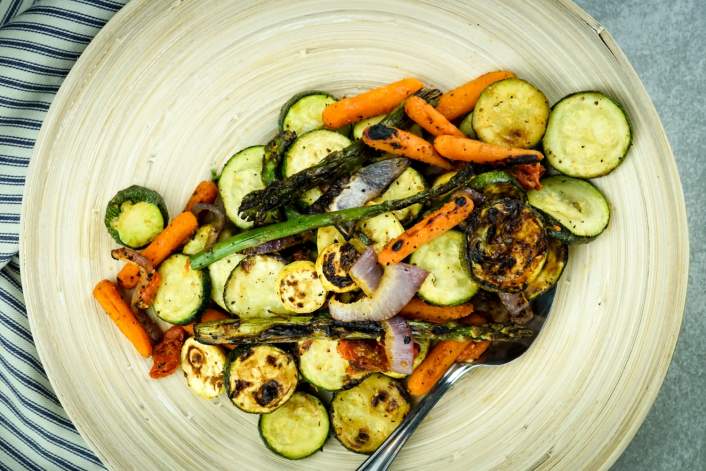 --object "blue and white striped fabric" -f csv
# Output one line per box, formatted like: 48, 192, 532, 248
0, 1, 126, 469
